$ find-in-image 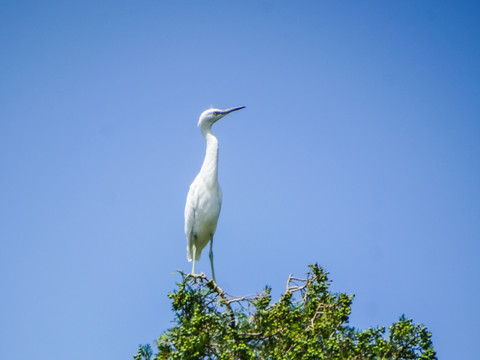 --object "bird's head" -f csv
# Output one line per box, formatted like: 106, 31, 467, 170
198, 106, 245, 130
